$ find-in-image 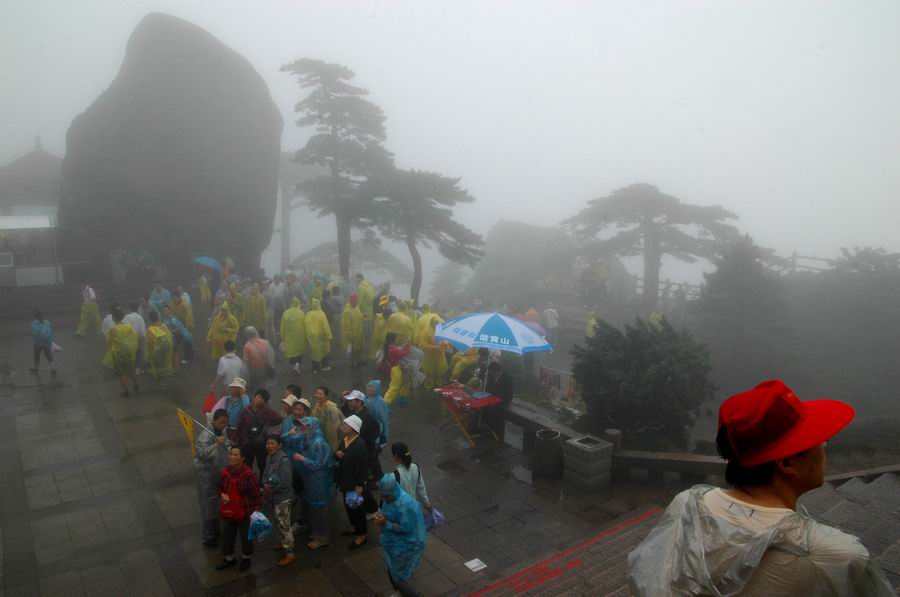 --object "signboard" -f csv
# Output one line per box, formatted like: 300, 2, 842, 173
538, 366, 584, 412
